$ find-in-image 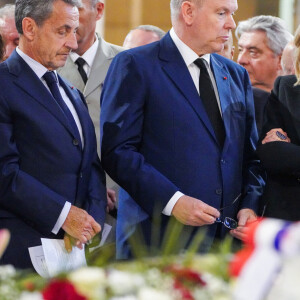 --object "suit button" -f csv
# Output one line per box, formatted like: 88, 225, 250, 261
216, 189, 222, 195
73, 139, 79, 146
79, 172, 83, 178
221, 159, 226, 164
